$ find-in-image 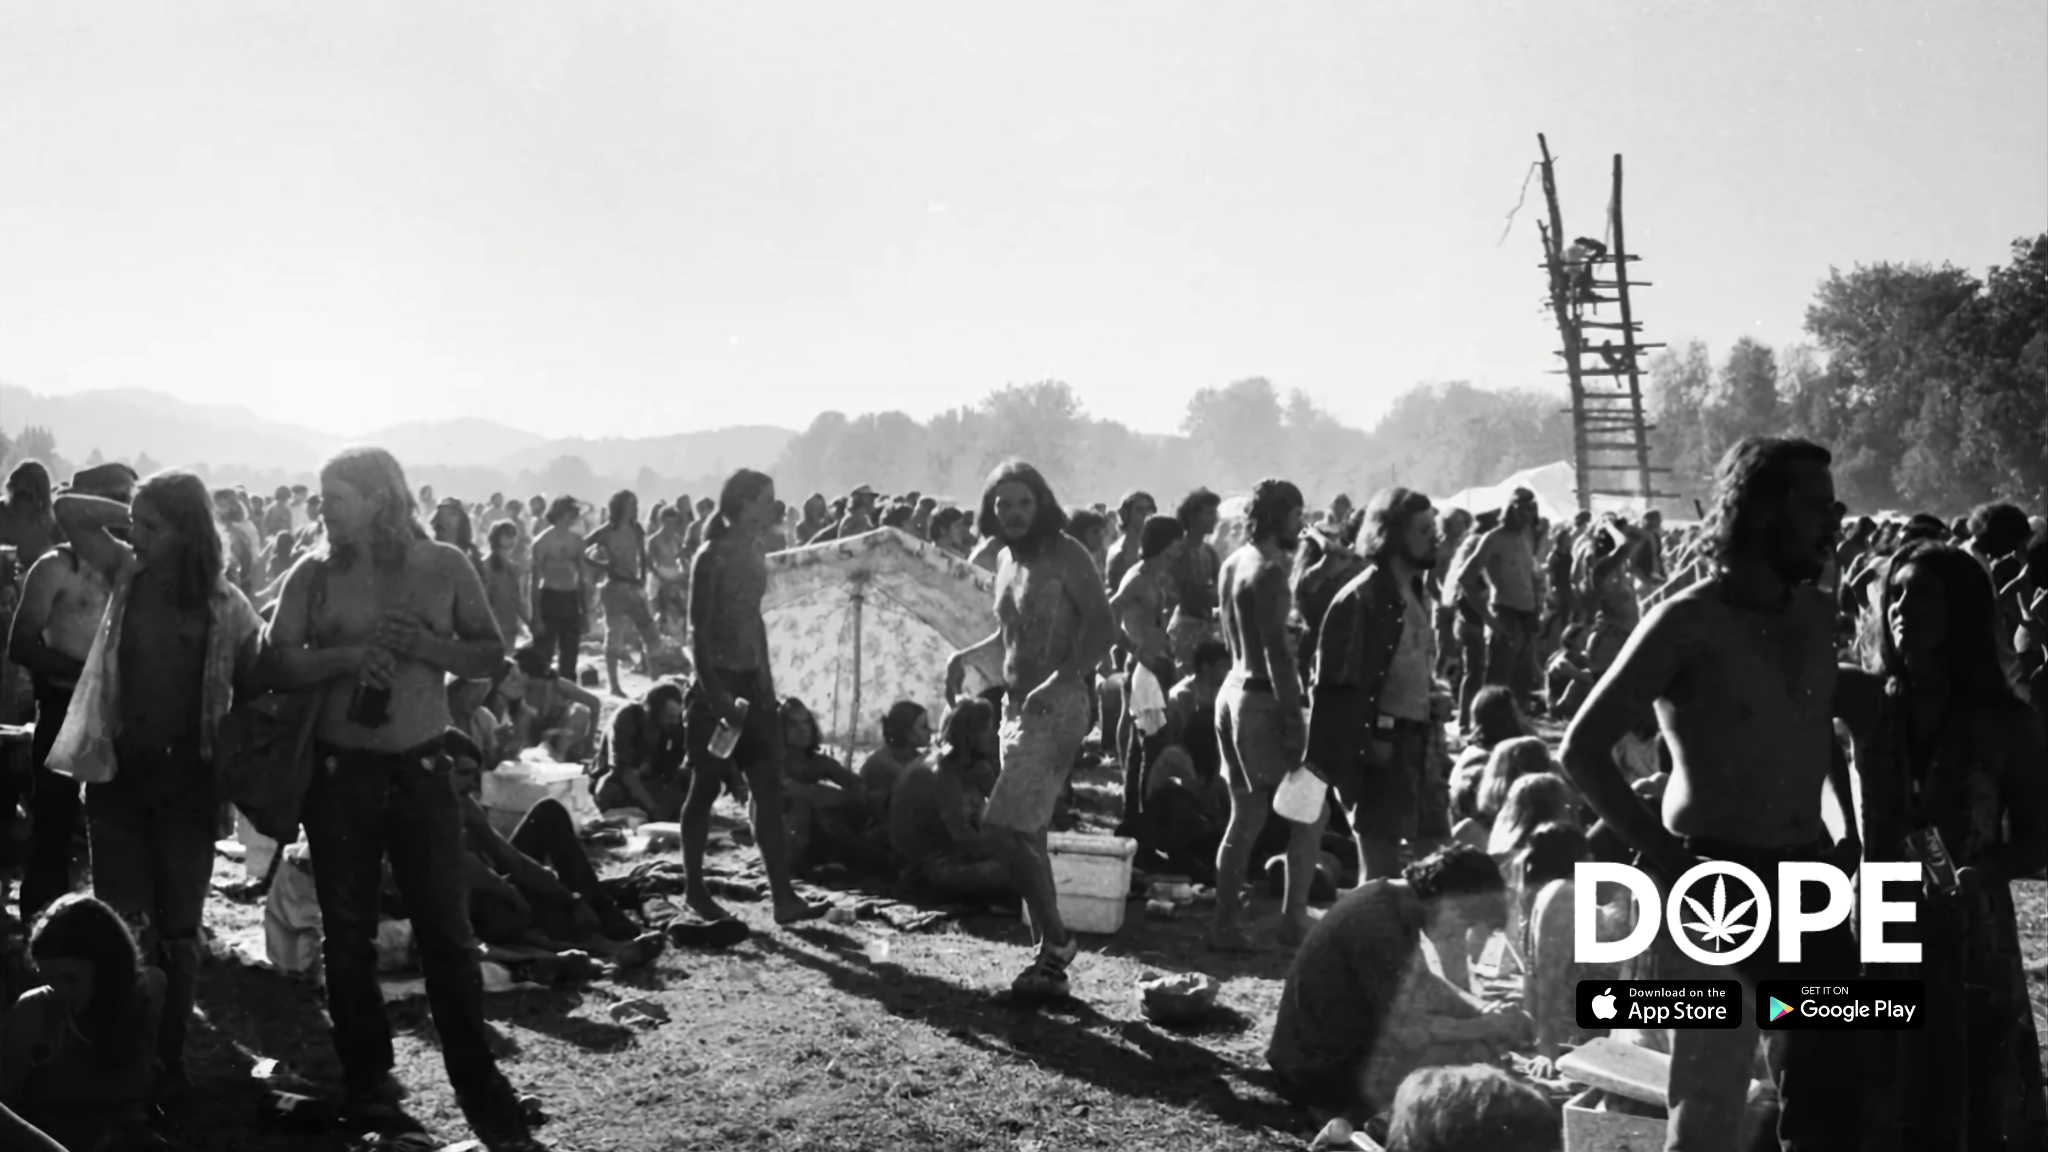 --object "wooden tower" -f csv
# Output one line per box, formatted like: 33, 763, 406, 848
1535, 133, 1674, 513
